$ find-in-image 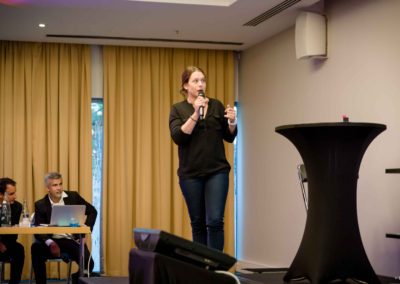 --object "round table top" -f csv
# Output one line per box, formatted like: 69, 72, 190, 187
275, 122, 387, 132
